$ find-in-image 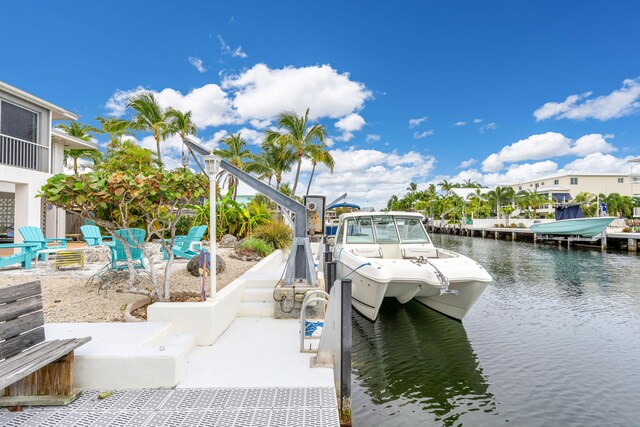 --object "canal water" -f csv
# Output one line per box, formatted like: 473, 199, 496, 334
352, 234, 640, 426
